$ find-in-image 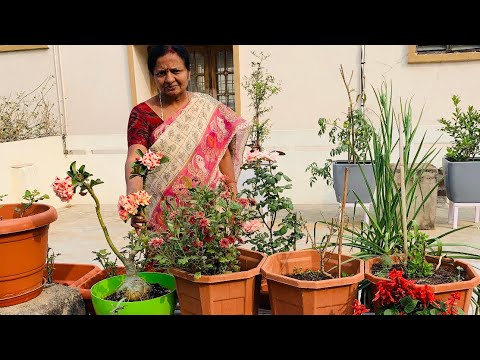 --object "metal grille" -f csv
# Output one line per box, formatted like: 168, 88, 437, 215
417, 45, 480, 54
